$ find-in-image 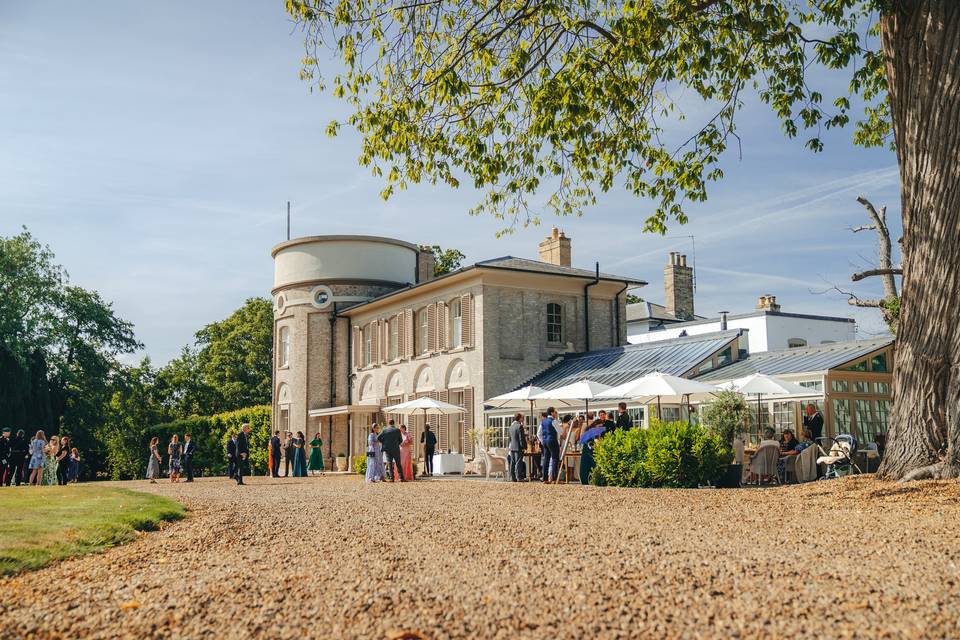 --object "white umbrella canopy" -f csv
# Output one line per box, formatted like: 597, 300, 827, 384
533, 379, 613, 413
599, 371, 719, 402
720, 373, 809, 396
382, 397, 466, 415
484, 385, 551, 408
